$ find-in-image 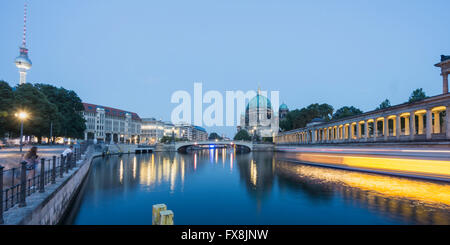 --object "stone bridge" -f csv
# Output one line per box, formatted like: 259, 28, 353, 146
175, 140, 253, 152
